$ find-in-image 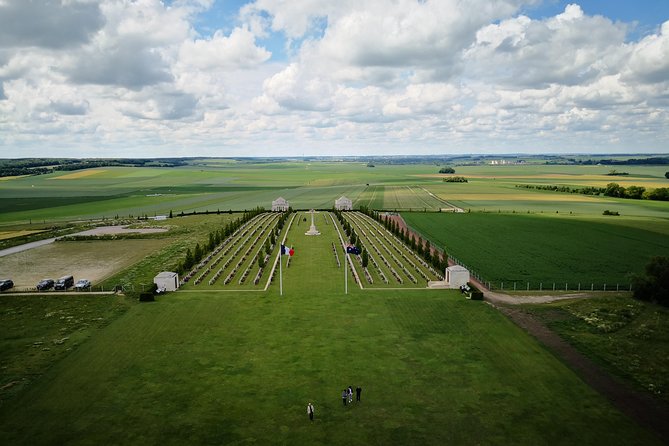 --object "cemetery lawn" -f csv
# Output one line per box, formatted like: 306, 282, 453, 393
0, 218, 662, 445
402, 212, 669, 287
